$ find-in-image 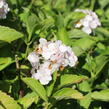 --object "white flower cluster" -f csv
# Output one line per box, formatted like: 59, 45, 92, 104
28, 38, 78, 85
75, 9, 101, 34
0, 0, 10, 19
